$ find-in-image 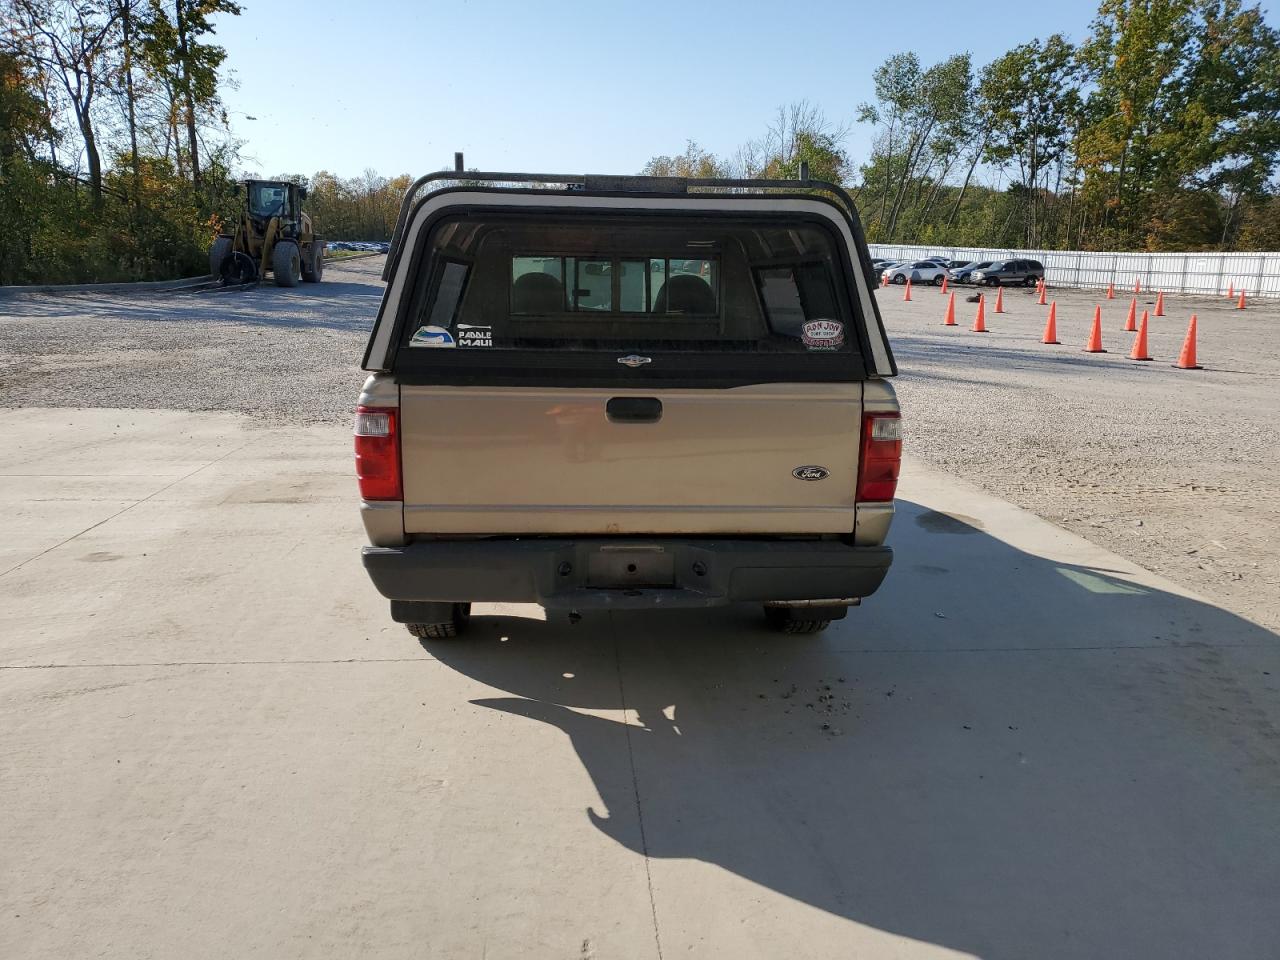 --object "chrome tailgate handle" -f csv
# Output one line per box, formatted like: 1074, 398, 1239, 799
606, 397, 663, 423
